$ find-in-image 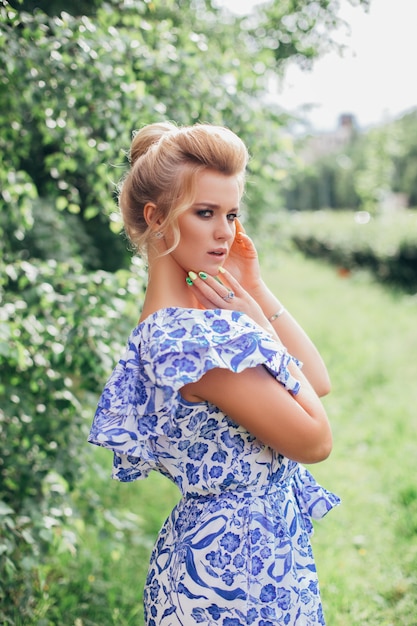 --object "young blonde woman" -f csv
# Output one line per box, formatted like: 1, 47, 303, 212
89, 122, 340, 625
